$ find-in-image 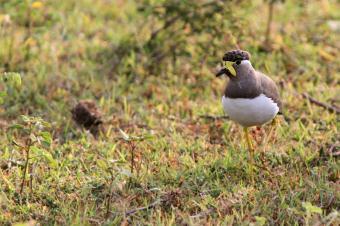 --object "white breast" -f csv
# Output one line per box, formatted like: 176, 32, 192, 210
222, 94, 279, 127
